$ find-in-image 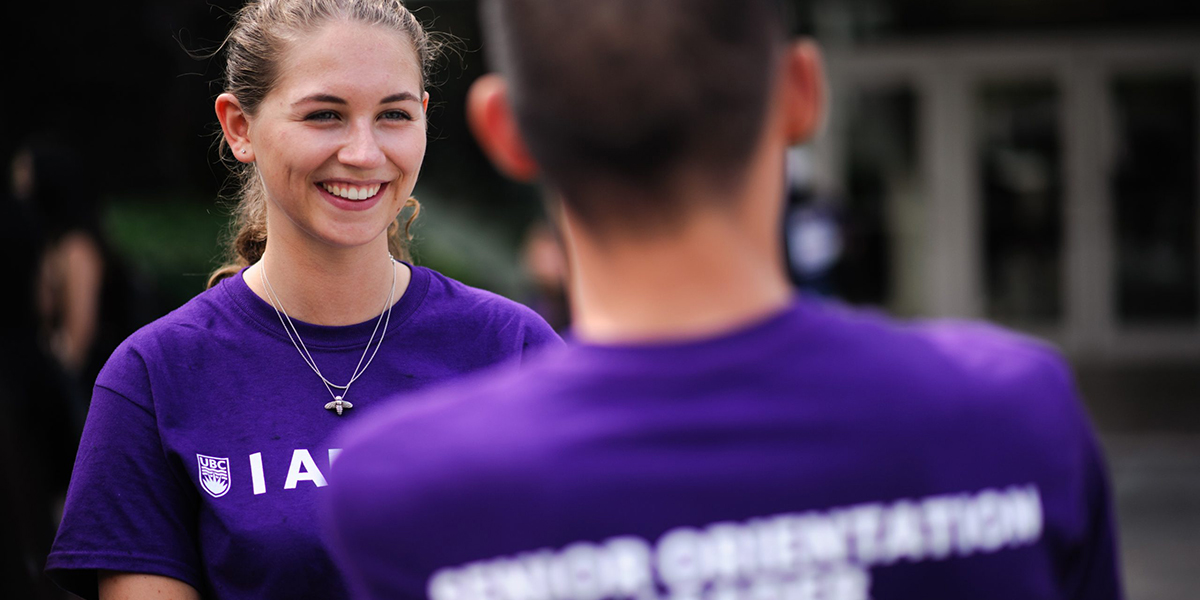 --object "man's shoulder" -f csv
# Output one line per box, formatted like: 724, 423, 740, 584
346, 301, 1083, 438
333, 301, 1089, 474
910, 318, 1069, 386
809, 301, 1076, 402
768, 301, 1088, 455
334, 353, 555, 458
903, 317, 1079, 423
